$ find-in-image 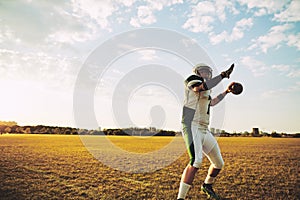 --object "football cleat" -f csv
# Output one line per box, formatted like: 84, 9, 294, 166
201, 183, 221, 200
